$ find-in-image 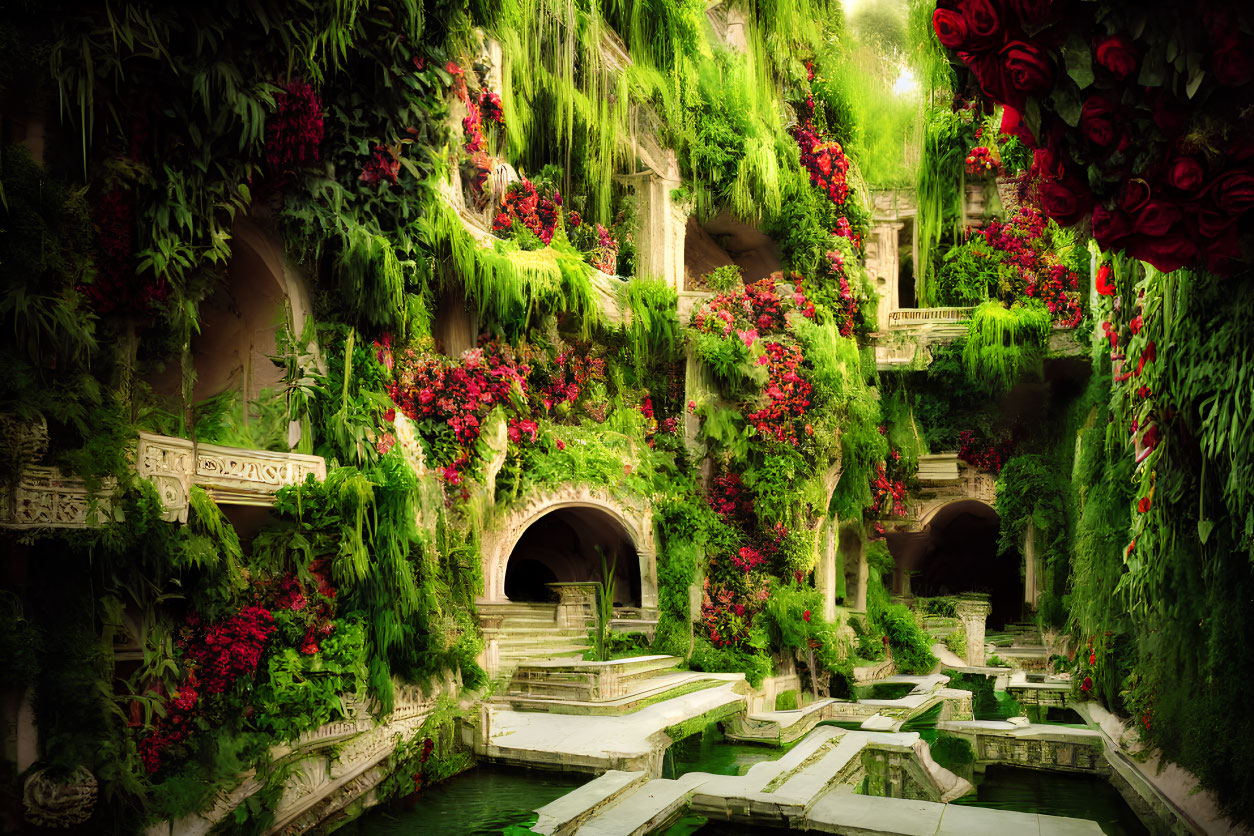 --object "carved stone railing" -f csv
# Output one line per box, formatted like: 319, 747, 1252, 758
0, 467, 116, 530
1, 433, 326, 530
135, 433, 327, 523
887, 307, 975, 326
